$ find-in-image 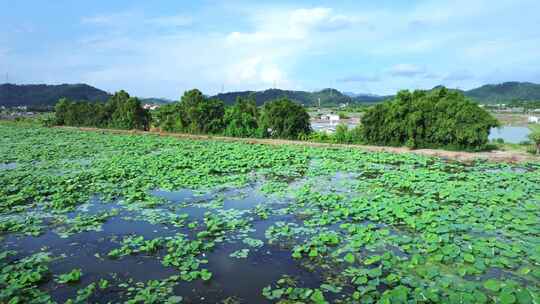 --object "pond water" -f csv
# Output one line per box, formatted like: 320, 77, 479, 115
311, 122, 358, 133
0, 162, 17, 170
1, 185, 326, 303
2, 132, 539, 303
488, 126, 531, 143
